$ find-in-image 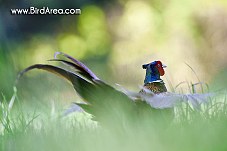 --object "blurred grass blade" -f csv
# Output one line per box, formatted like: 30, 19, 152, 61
8, 86, 17, 112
